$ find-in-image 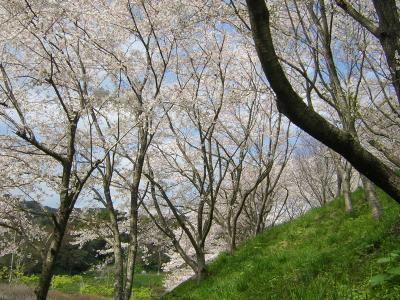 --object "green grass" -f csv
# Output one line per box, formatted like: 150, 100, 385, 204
18, 271, 164, 299
164, 189, 400, 300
